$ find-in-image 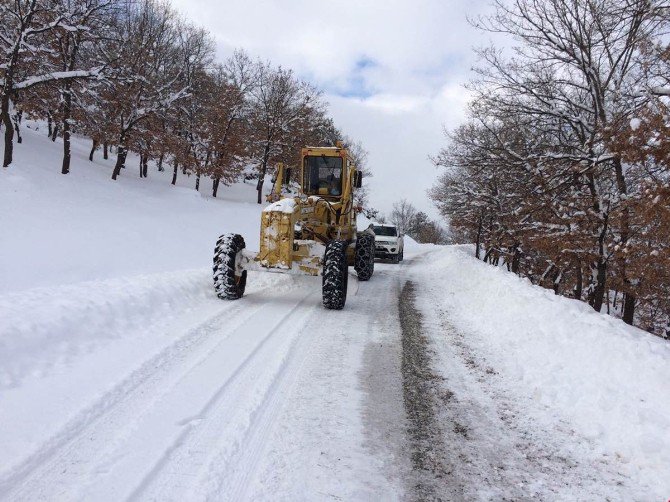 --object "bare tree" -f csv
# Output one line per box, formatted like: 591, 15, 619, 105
1, 0, 103, 166
390, 199, 418, 236
433, 0, 670, 332
247, 63, 321, 203
106, 0, 211, 181
50, 0, 114, 174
